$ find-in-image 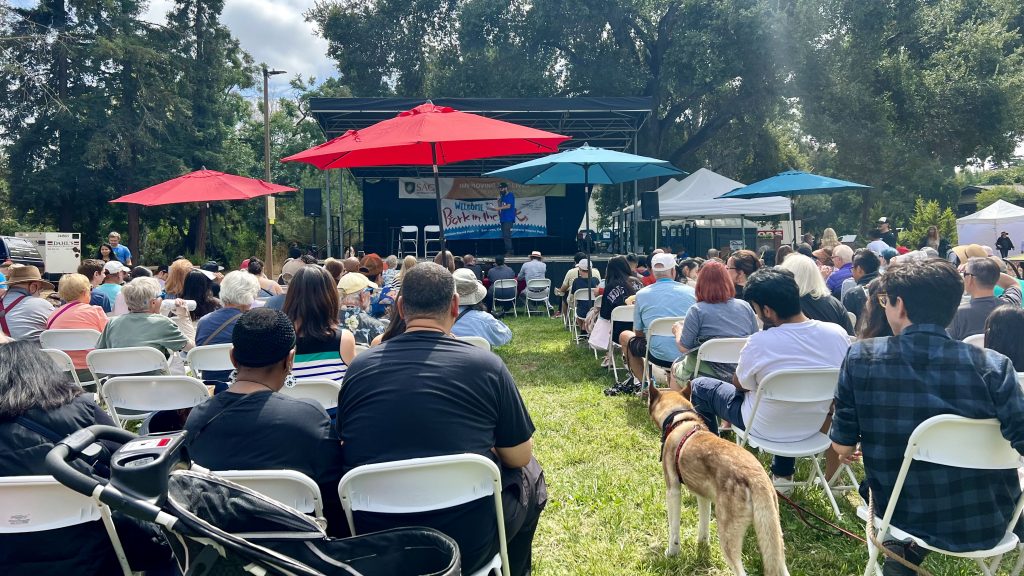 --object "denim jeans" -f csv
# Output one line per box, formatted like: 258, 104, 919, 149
501, 221, 514, 254
689, 376, 795, 477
